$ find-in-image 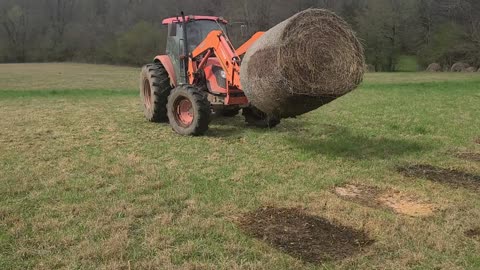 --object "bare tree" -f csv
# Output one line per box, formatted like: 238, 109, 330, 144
1, 4, 28, 61
46, 0, 76, 51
